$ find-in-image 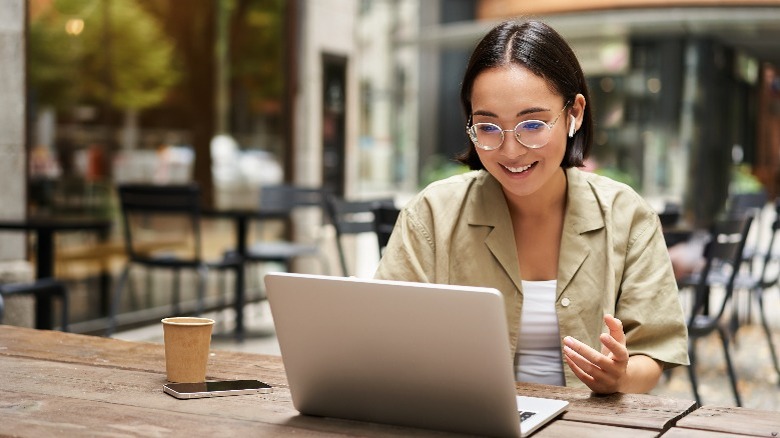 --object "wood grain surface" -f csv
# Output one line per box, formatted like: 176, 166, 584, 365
0, 325, 705, 437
